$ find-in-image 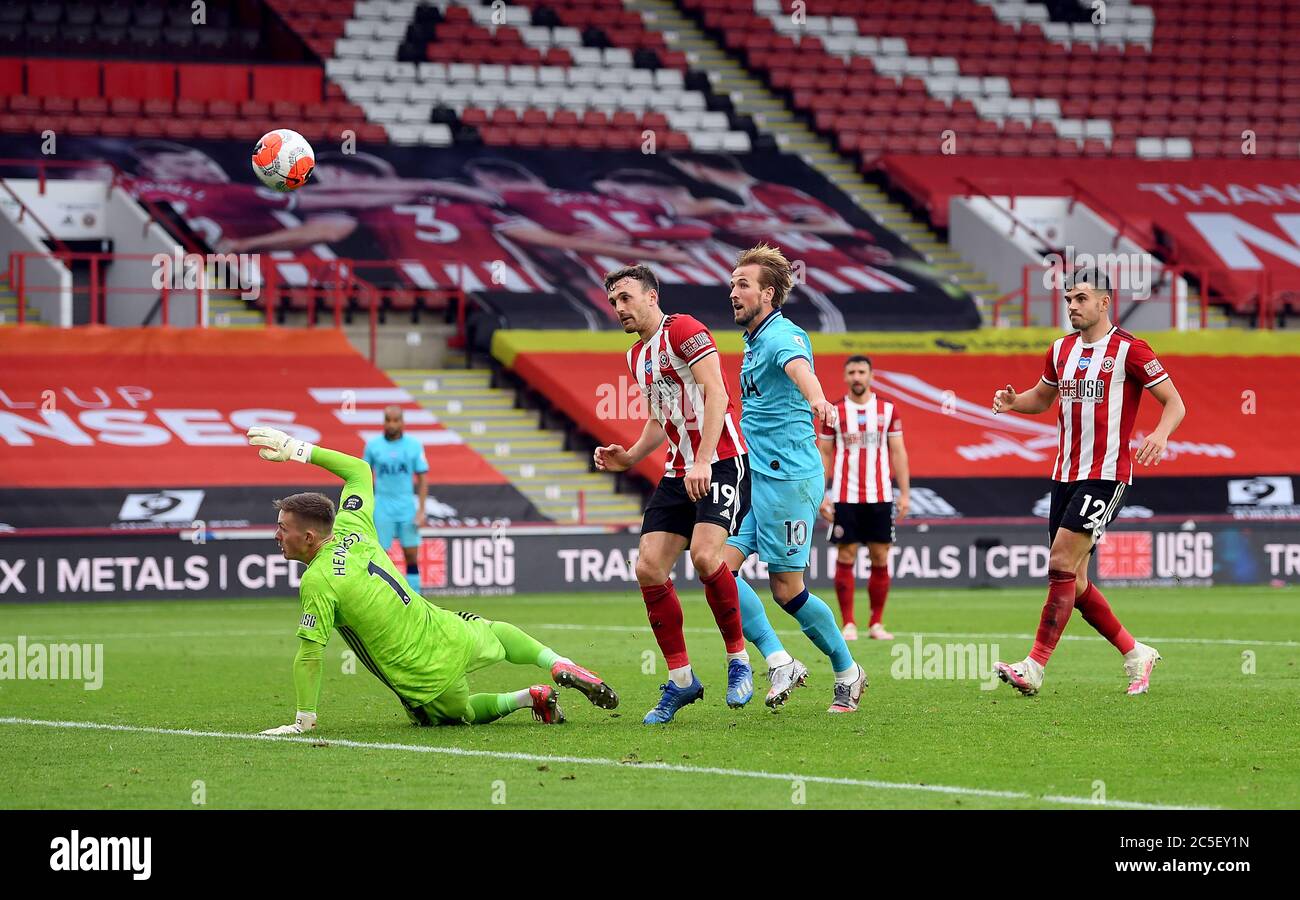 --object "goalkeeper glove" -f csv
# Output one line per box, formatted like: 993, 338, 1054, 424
261, 711, 317, 735
247, 426, 315, 464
